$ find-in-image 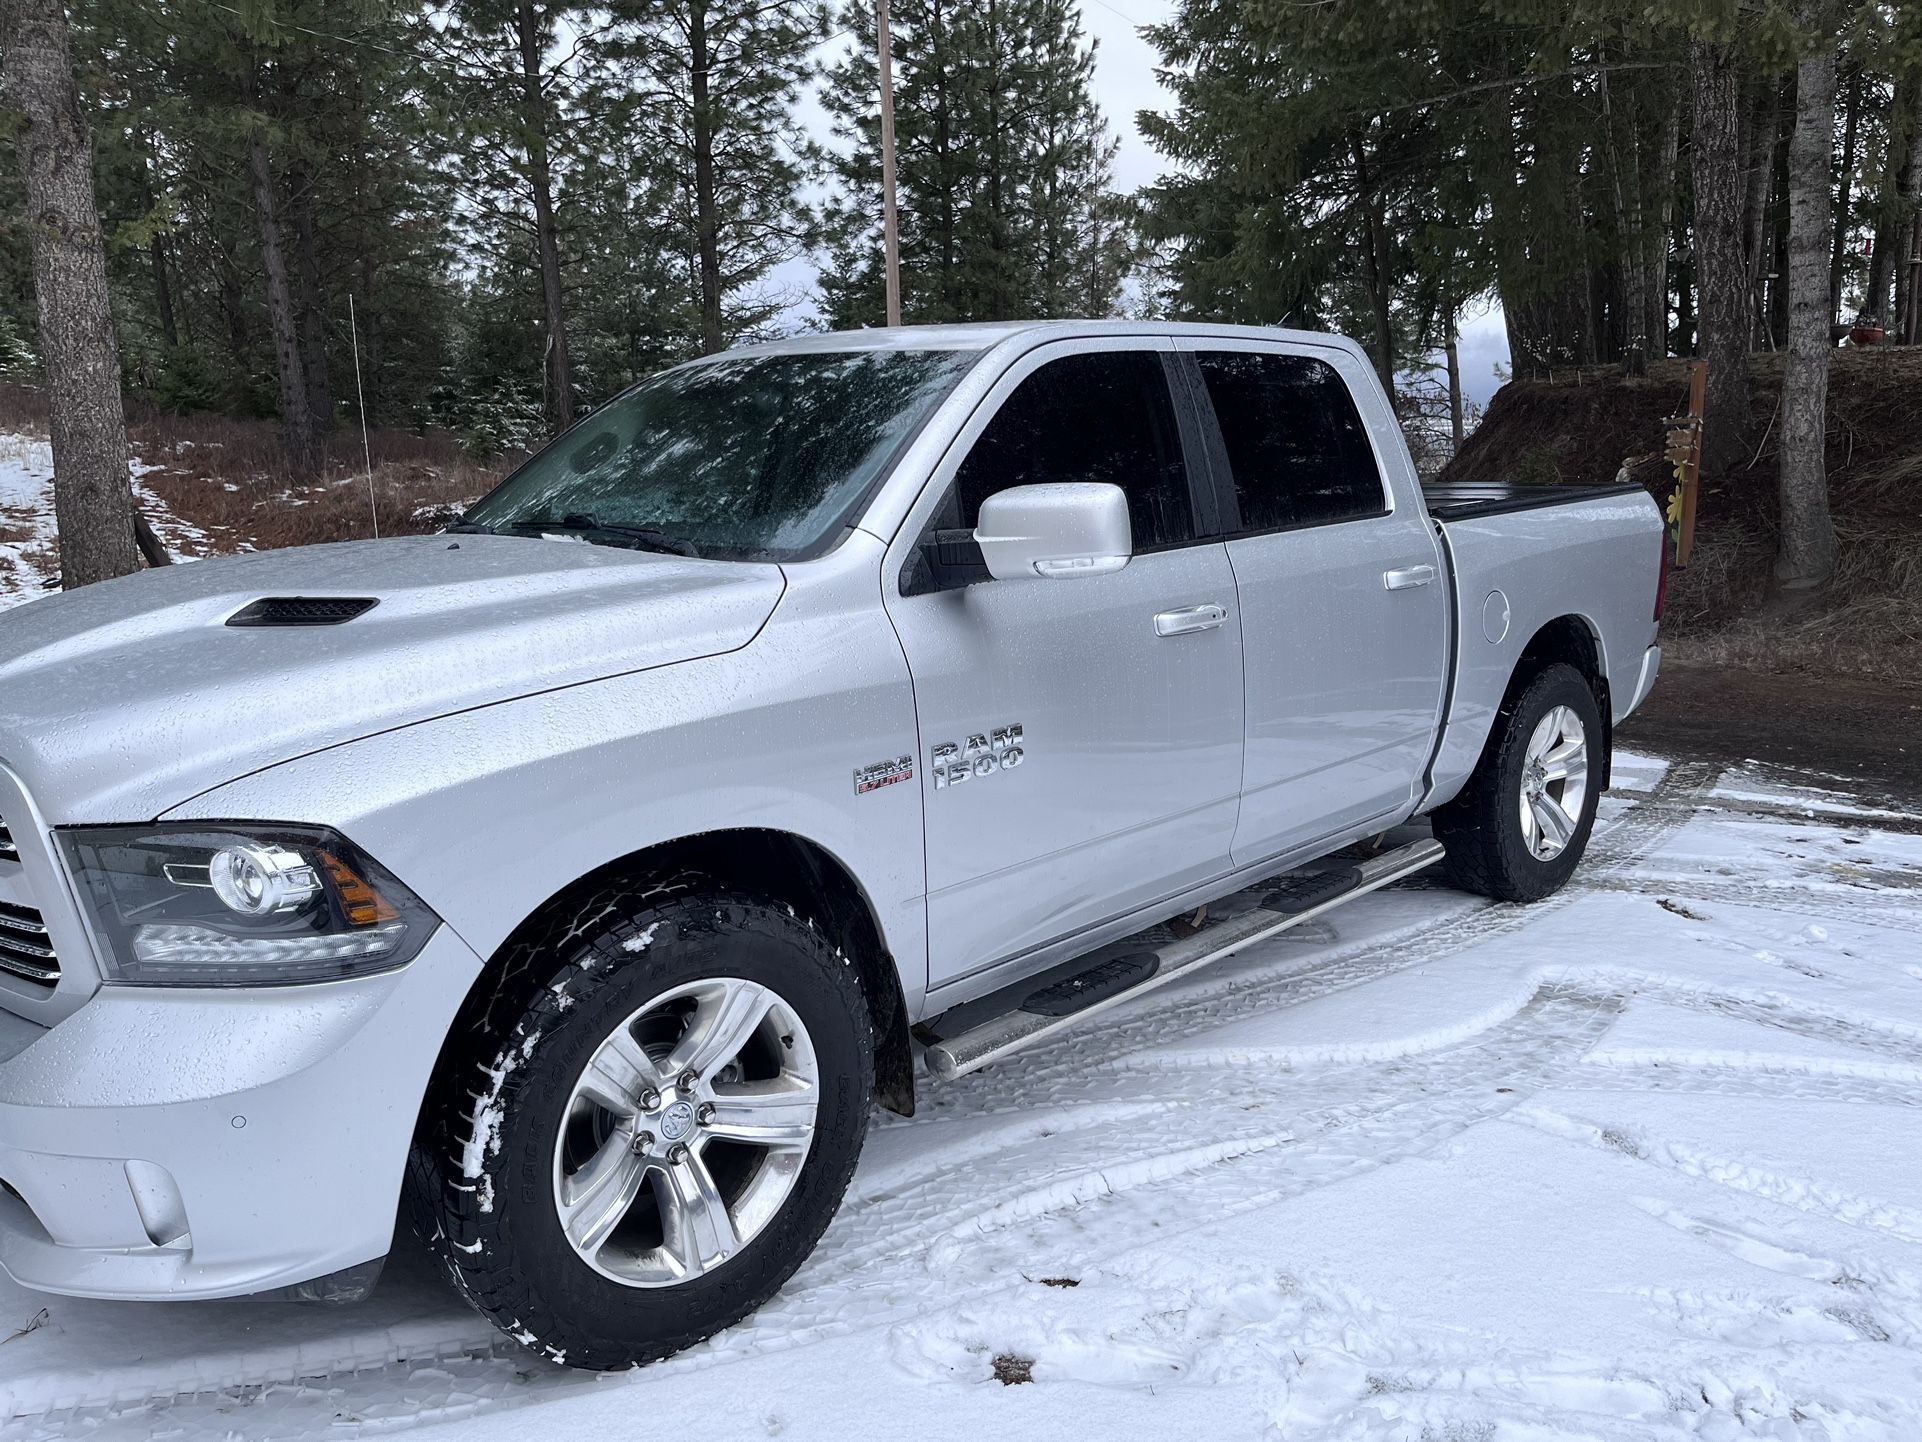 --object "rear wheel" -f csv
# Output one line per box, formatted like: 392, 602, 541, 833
1432, 662, 1603, 902
409, 886, 873, 1370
